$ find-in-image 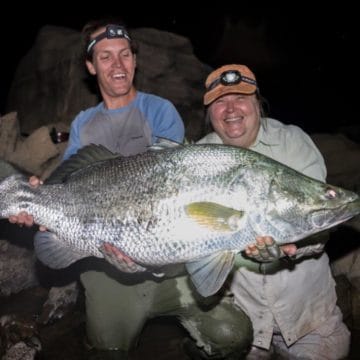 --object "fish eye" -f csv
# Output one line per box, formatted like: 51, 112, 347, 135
325, 187, 337, 200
